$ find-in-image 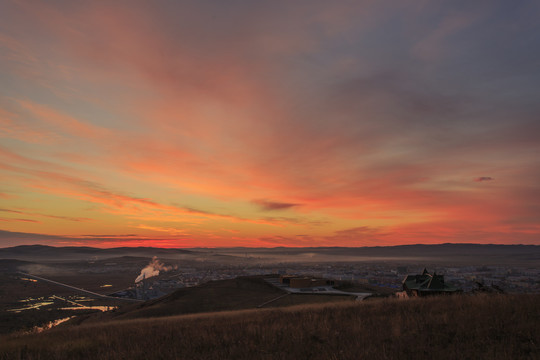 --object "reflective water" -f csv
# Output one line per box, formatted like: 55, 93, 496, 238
32, 317, 74, 333
8, 295, 114, 313
59, 306, 117, 311
8, 300, 54, 313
